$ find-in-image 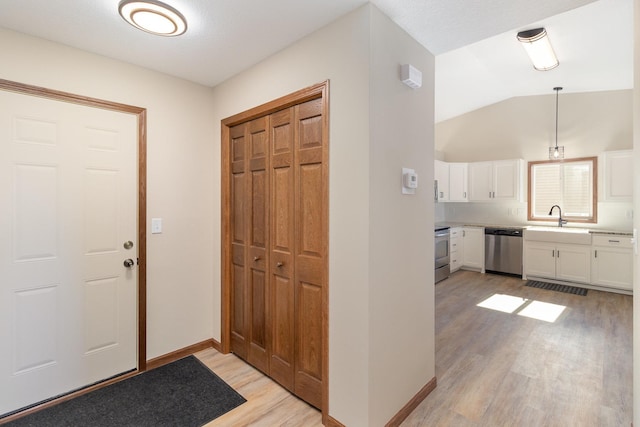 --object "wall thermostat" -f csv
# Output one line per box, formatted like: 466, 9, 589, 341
404, 172, 418, 188
402, 168, 418, 195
